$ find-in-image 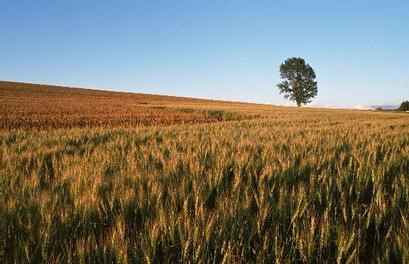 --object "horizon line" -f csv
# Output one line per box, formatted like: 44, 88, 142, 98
0, 79, 399, 111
